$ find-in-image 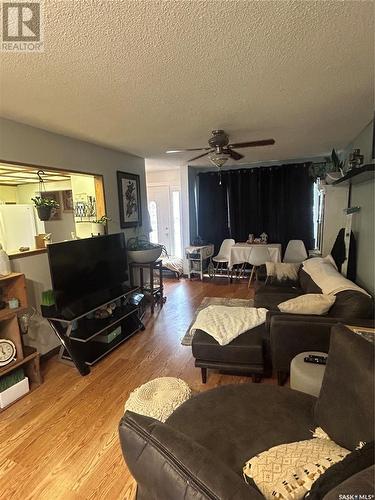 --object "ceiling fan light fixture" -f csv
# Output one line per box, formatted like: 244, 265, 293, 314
208, 151, 228, 168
